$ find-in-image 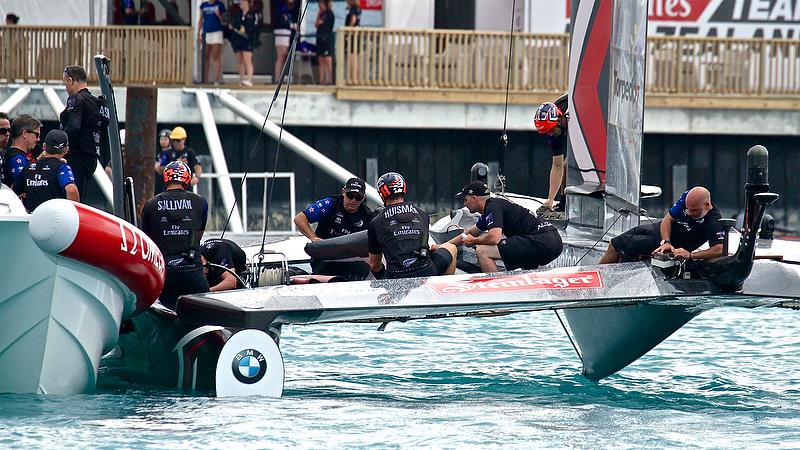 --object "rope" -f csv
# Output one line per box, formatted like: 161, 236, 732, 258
554, 310, 582, 363
220, 2, 310, 241
574, 208, 631, 265
497, 0, 516, 186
